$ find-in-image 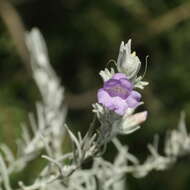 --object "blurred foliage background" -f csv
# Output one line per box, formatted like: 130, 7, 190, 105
0, 0, 190, 189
